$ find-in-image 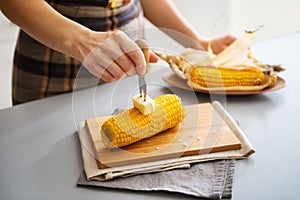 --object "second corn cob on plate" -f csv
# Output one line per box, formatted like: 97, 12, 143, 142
158, 31, 286, 94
